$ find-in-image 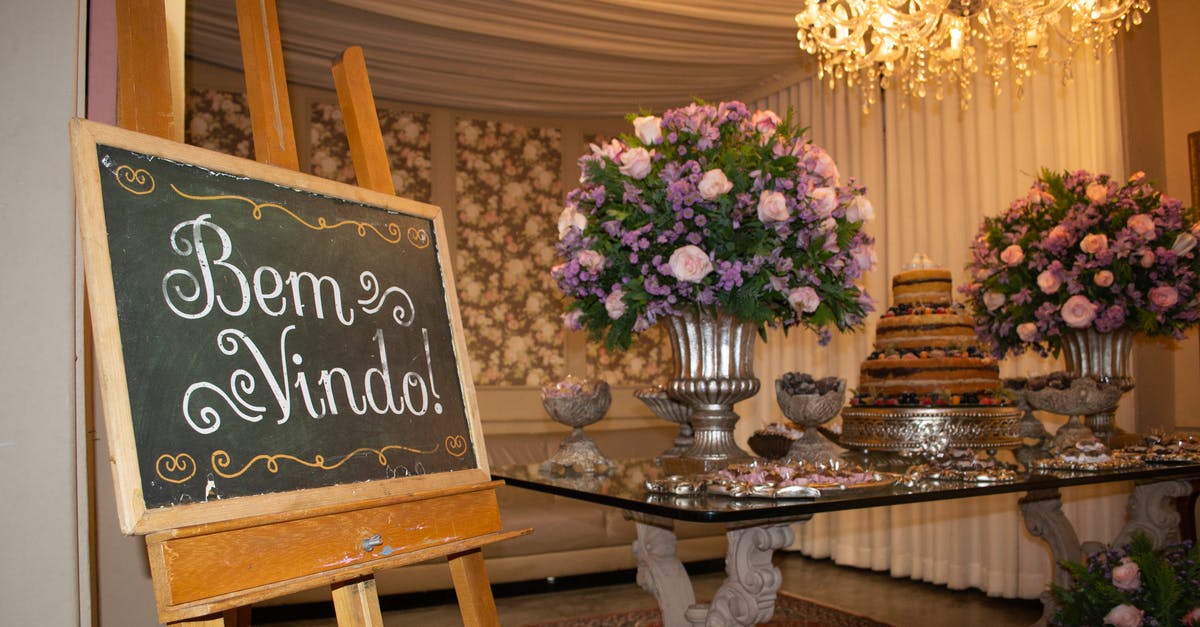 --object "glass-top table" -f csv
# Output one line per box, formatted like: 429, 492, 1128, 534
493, 457, 1200, 626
